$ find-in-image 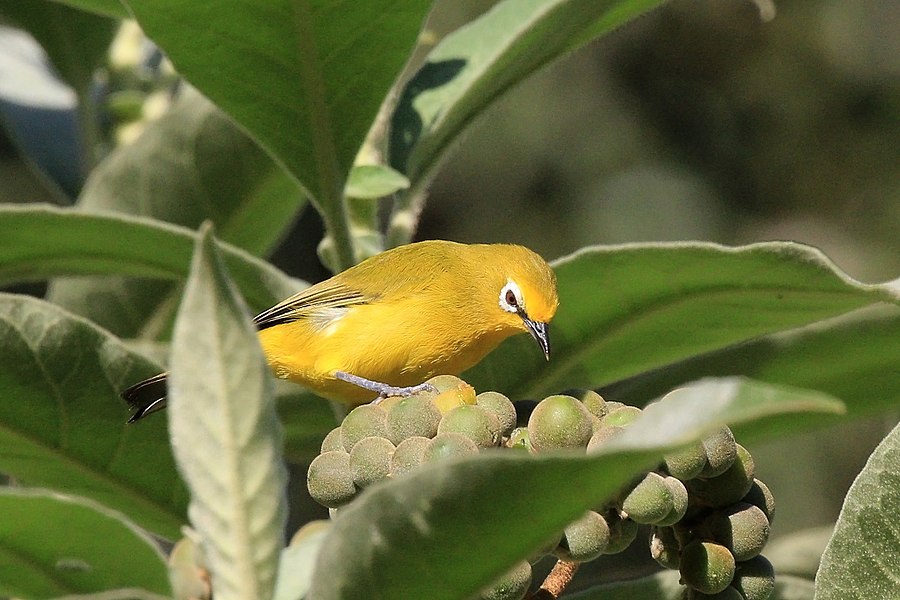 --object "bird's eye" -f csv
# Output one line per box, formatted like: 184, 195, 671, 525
499, 280, 523, 314
505, 289, 518, 307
